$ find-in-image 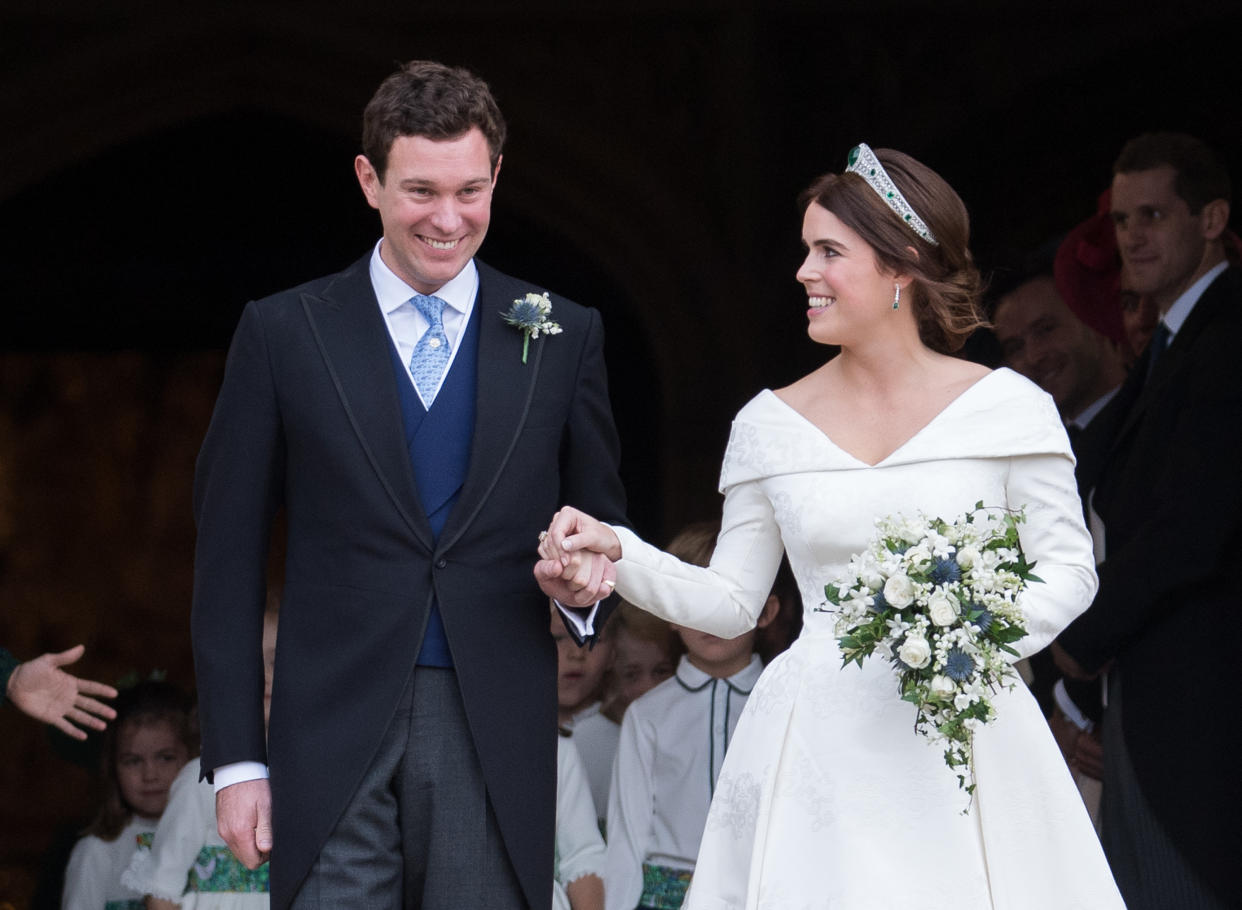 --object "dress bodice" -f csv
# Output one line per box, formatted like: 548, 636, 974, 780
607, 368, 1122, 909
